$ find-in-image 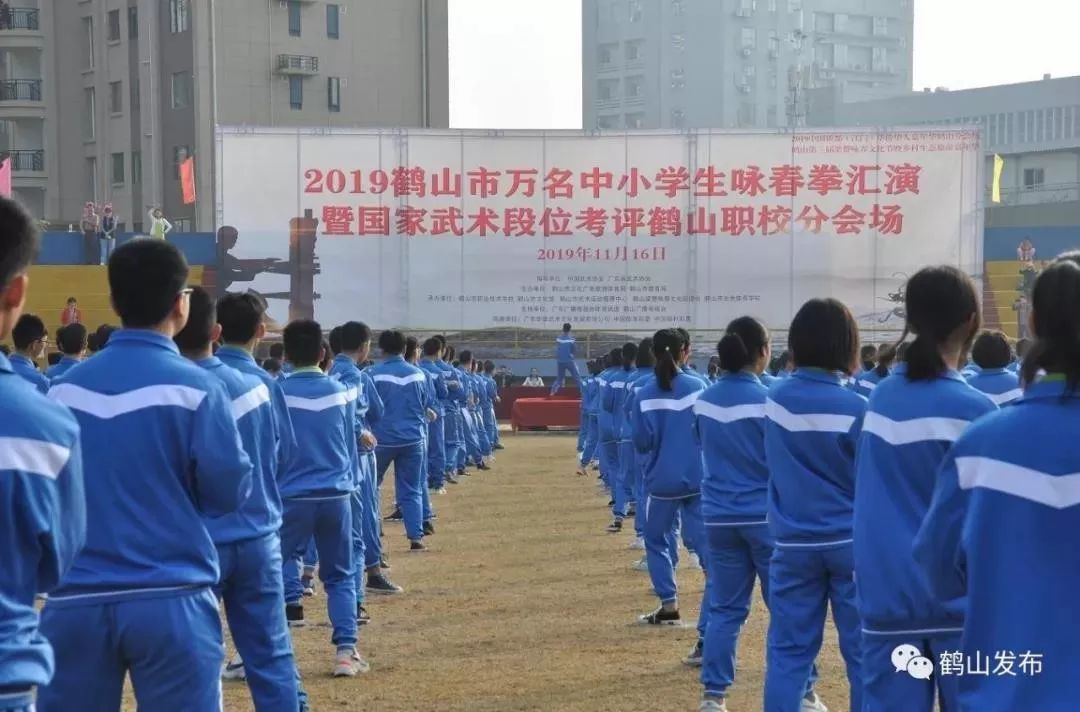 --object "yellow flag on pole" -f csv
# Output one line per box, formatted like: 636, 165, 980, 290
992, 154, 1004, 203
